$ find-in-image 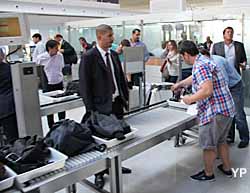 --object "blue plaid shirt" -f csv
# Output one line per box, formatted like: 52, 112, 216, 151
192, 54, 235, 125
